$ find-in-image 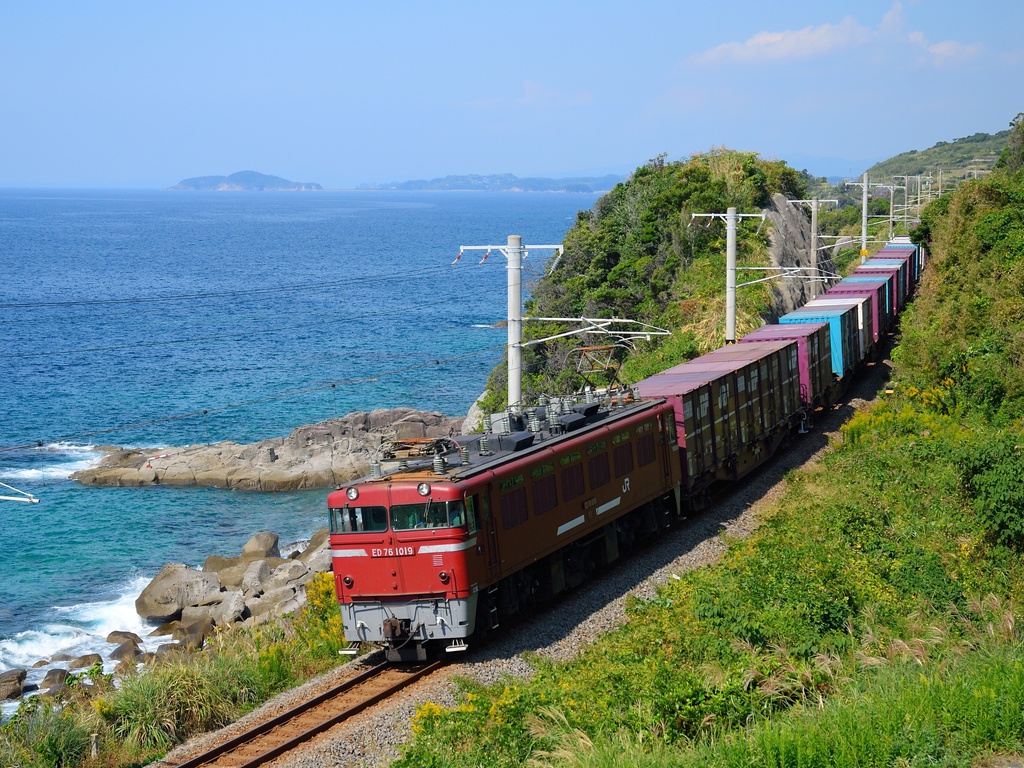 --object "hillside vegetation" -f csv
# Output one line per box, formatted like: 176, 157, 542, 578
5, 126, 1023, 767
395, 120, 1024, 767
478, 149, 808, 413
867, 129, 1010, 179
